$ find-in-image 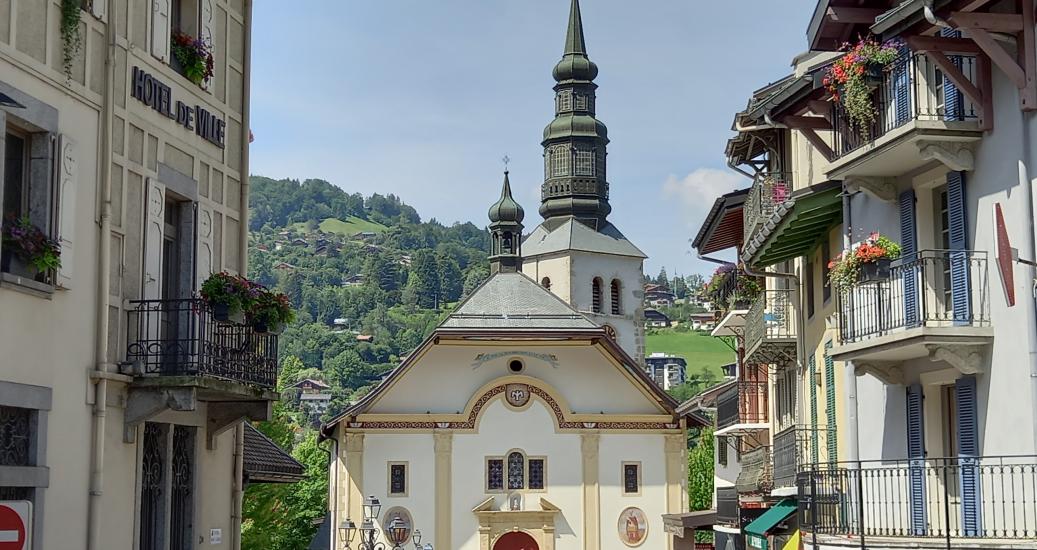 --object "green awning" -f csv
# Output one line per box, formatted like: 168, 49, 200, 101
742, 182, 842, 267
744, 498, 798, 538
